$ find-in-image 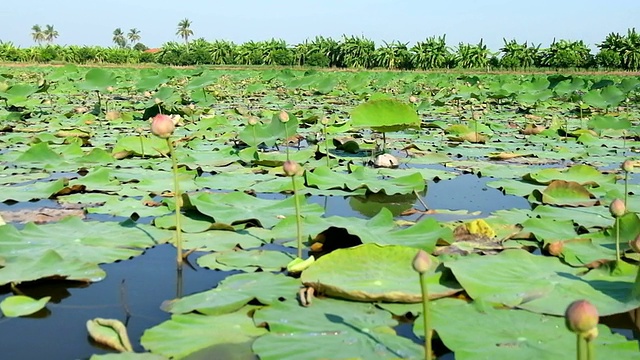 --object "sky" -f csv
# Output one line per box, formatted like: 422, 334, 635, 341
1, 0, 638, 51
